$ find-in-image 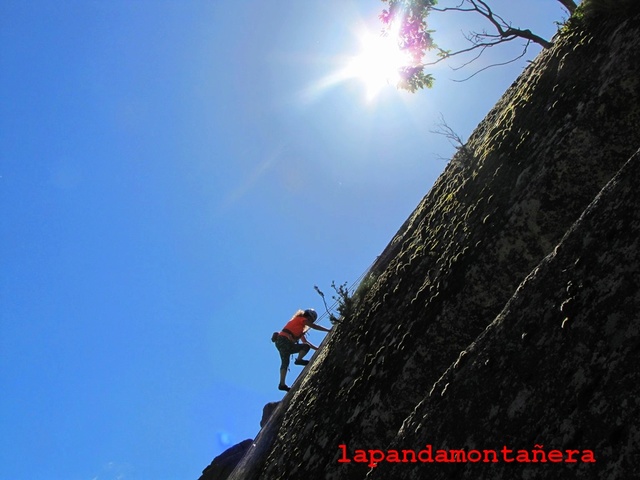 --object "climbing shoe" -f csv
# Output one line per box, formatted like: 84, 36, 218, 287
294, 359, 309, 366
278, 384, 290, 391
